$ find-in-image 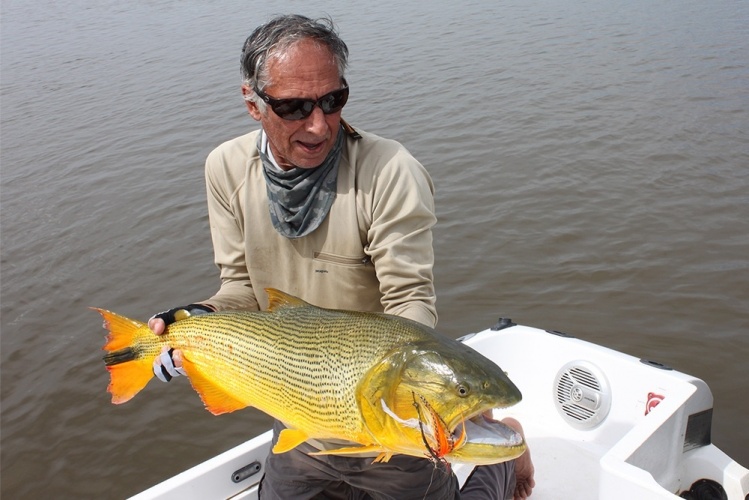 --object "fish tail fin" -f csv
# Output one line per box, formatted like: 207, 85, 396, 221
93, 307, 154, 404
